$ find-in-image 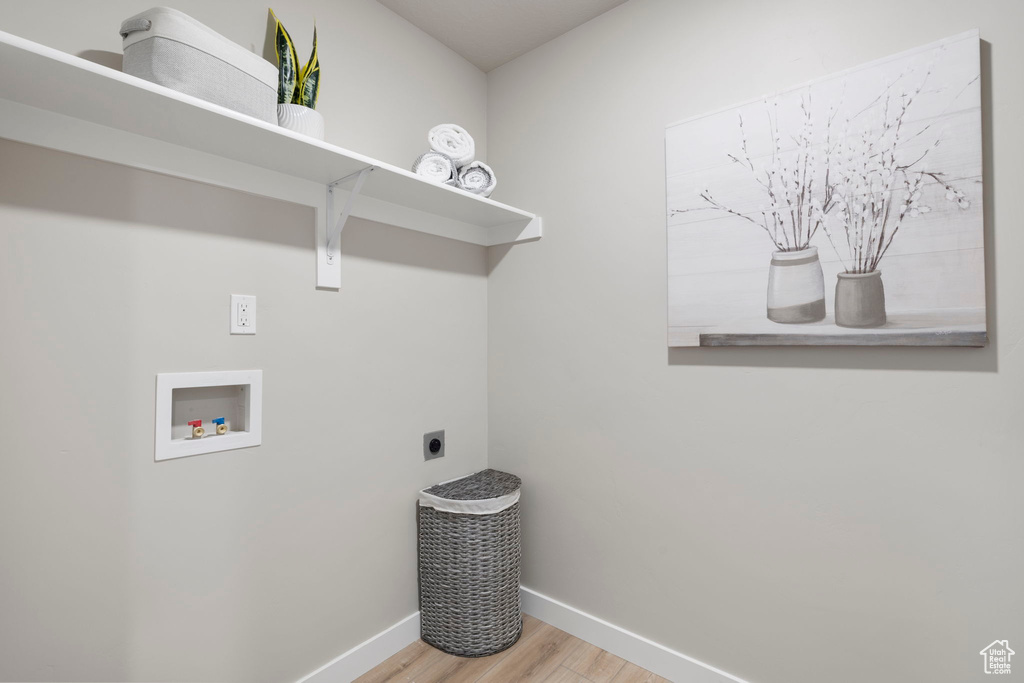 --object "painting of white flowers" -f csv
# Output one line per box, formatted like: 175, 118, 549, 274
666, 30, 985, 346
